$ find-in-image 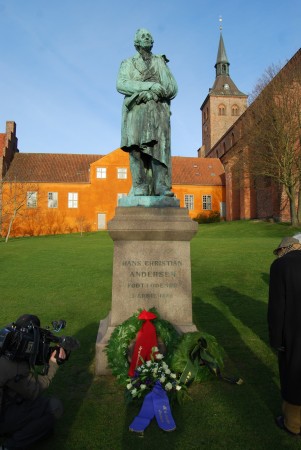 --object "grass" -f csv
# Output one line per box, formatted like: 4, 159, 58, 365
1, 220, 301, 450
